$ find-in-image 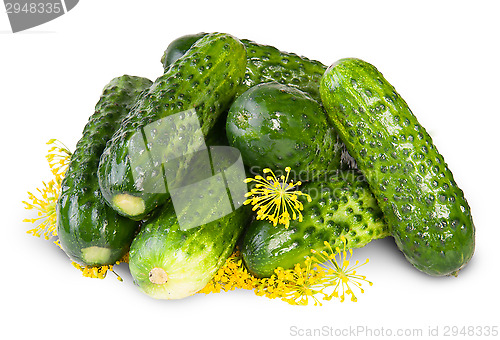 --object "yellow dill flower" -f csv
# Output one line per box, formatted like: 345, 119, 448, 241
71, 253, 129, 281
23, 139, 71, 240
72, 262, 122, 281
243, 167, 312, 228
46, 139, 72, 184
199, 250, 258, 294
253, 258, 329, 306
253, 237, 372, 305
23, 179, 61, 240
311, 236, 372, 302
198, 241, 372, 305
